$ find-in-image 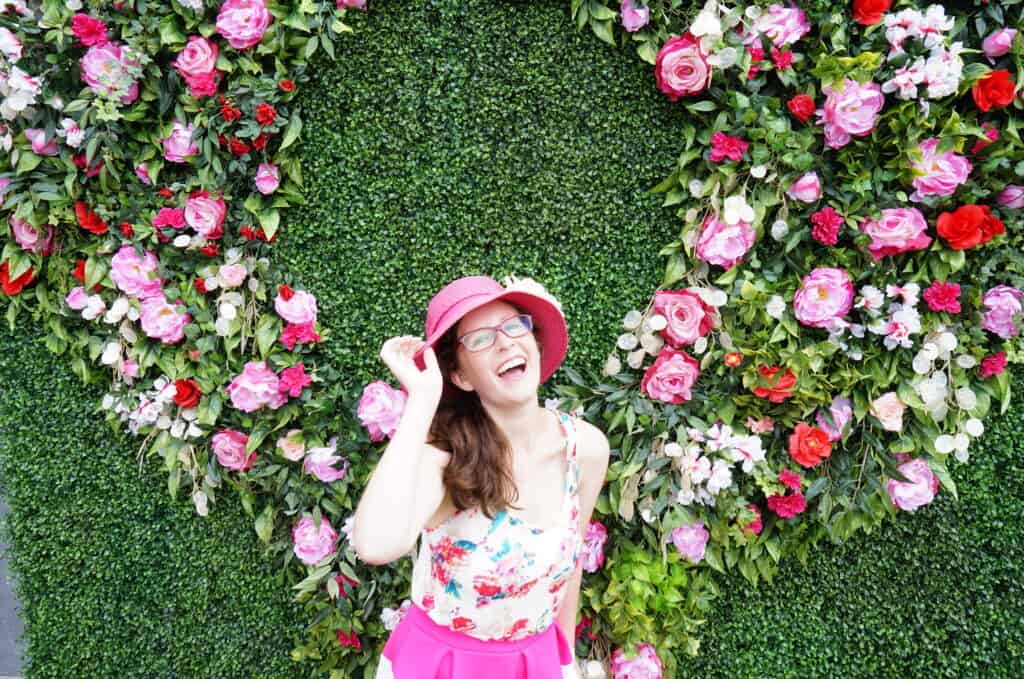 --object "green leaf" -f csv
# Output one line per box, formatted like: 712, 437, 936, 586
255, 504, 274, 544
15, 152, 42, 175
259, 209, 280, 240
279, 113, 303, 151
685, 100, 717, 114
